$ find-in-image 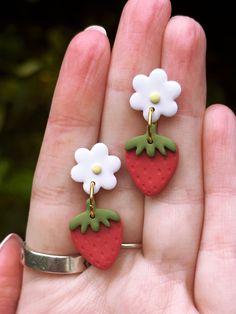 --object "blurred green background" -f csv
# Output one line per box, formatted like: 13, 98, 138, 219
0, 0, 235, 241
